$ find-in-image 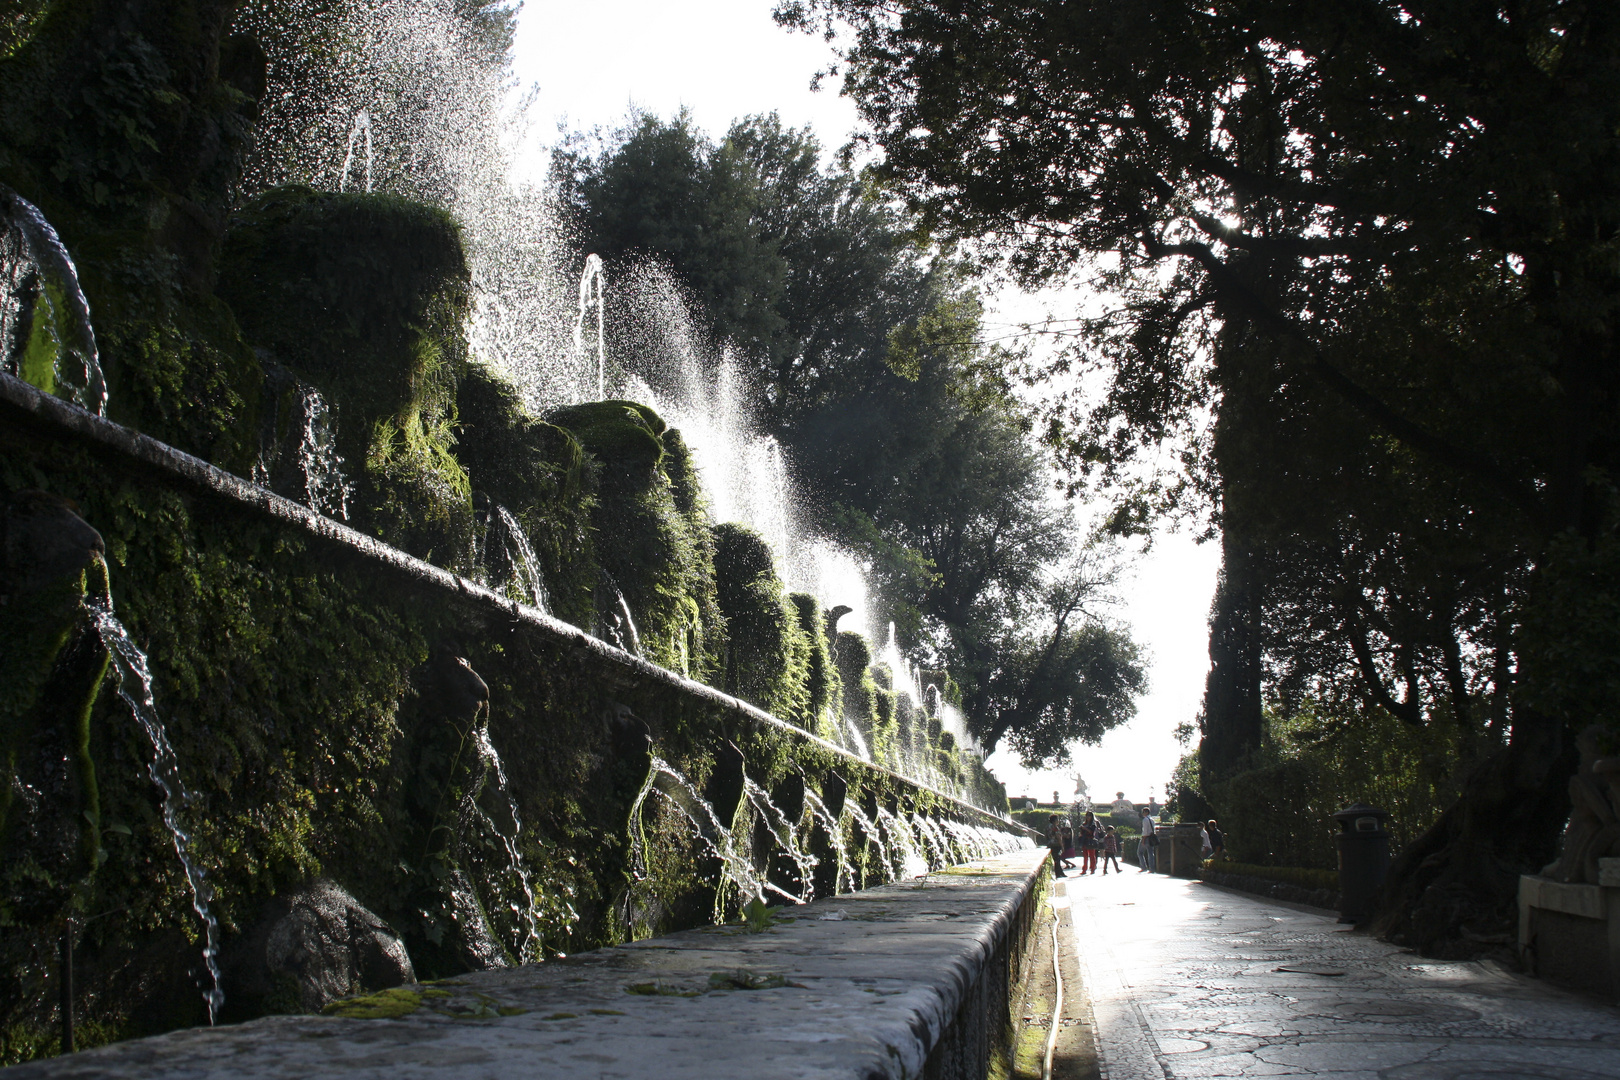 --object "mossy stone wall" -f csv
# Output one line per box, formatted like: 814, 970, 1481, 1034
0, 400, 1019, 1062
